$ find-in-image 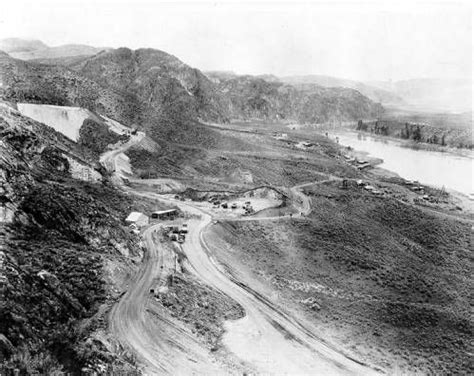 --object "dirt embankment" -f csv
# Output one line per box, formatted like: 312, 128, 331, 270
203, 180, 473, 375
155, 272, 245, 348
